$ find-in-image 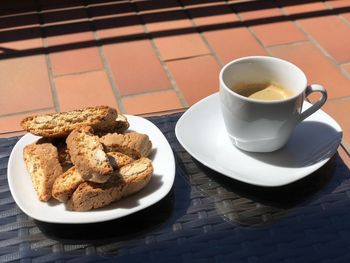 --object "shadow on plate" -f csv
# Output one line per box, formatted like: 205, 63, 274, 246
239, 121, 342, 168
